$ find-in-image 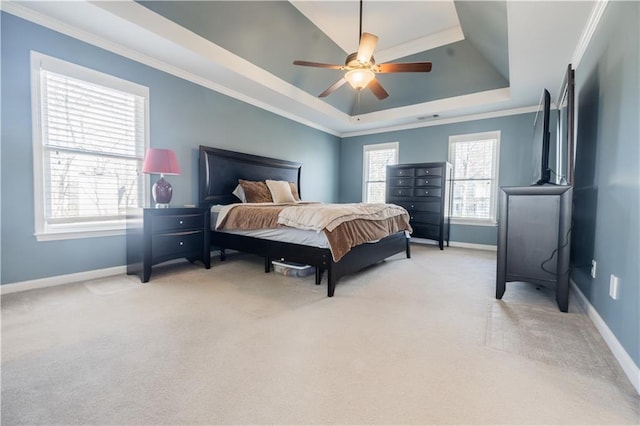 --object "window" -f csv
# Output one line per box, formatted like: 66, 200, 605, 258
448, 131, 500, 225
362, 142, 398, 203
31, 52, 149, 241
